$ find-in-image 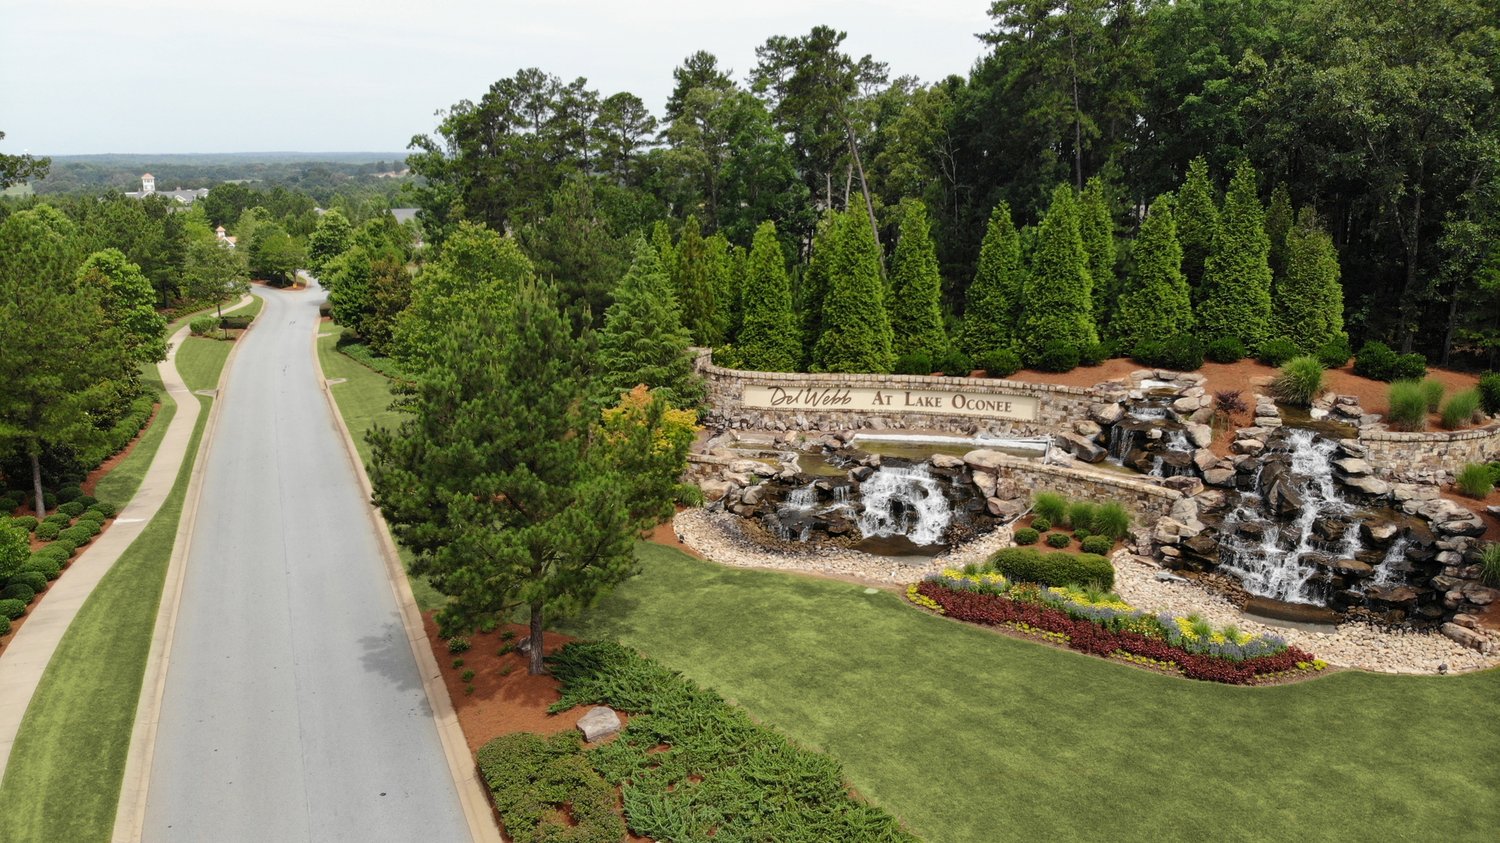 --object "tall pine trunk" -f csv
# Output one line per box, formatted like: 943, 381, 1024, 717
30, 451, 45, 517
528, 598, 545, 675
